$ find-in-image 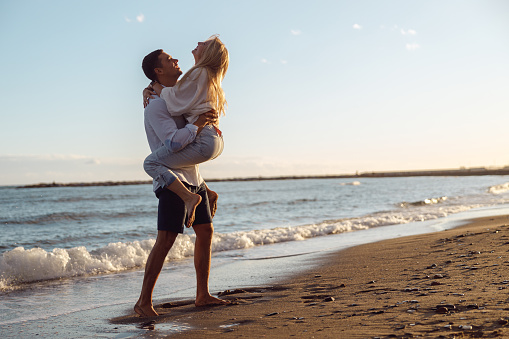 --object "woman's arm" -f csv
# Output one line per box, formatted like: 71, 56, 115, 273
156, 69, 213, 119
152, 82, 163, 96
142, 83, 156, 108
